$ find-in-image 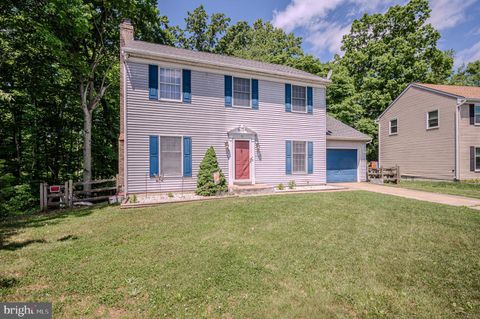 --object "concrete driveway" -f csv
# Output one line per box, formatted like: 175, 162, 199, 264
336, 182, 480, 209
